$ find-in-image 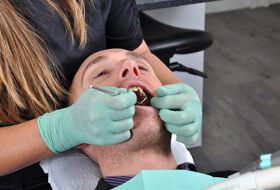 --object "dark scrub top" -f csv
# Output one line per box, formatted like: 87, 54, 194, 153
0, 0, 143, 189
